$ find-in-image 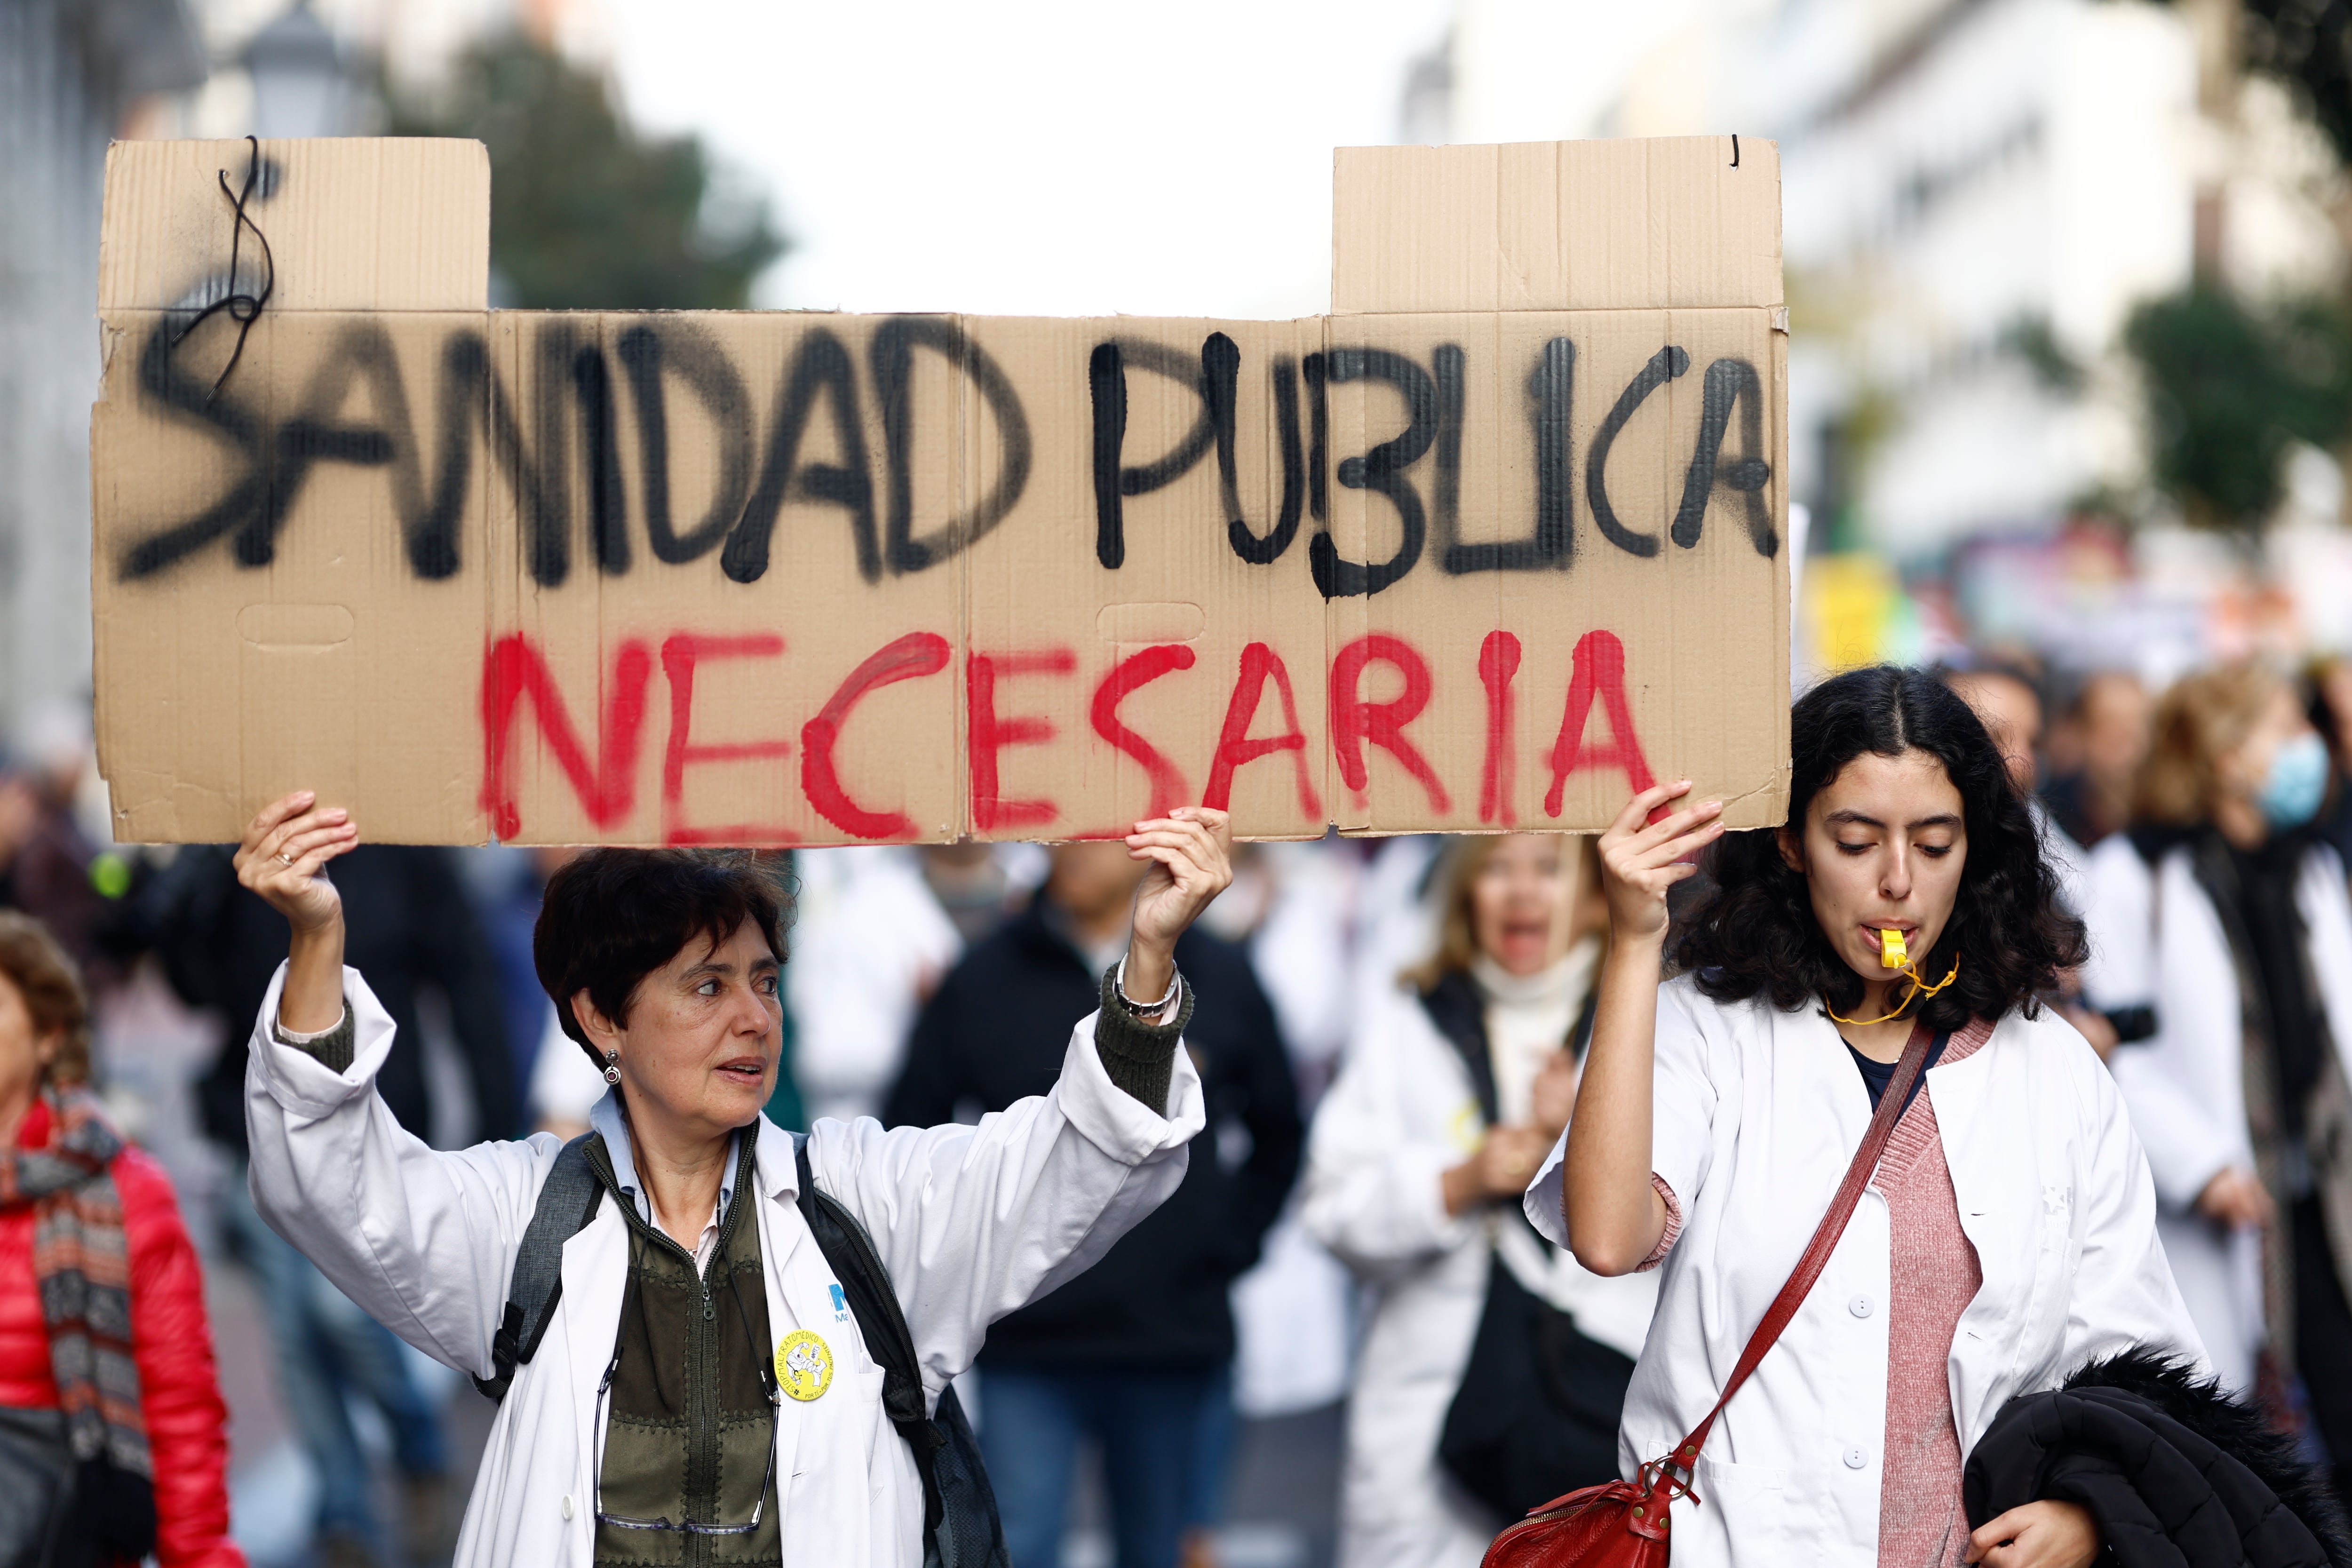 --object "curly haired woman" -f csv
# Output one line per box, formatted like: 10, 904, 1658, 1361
1531, 665, 2202, 1568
